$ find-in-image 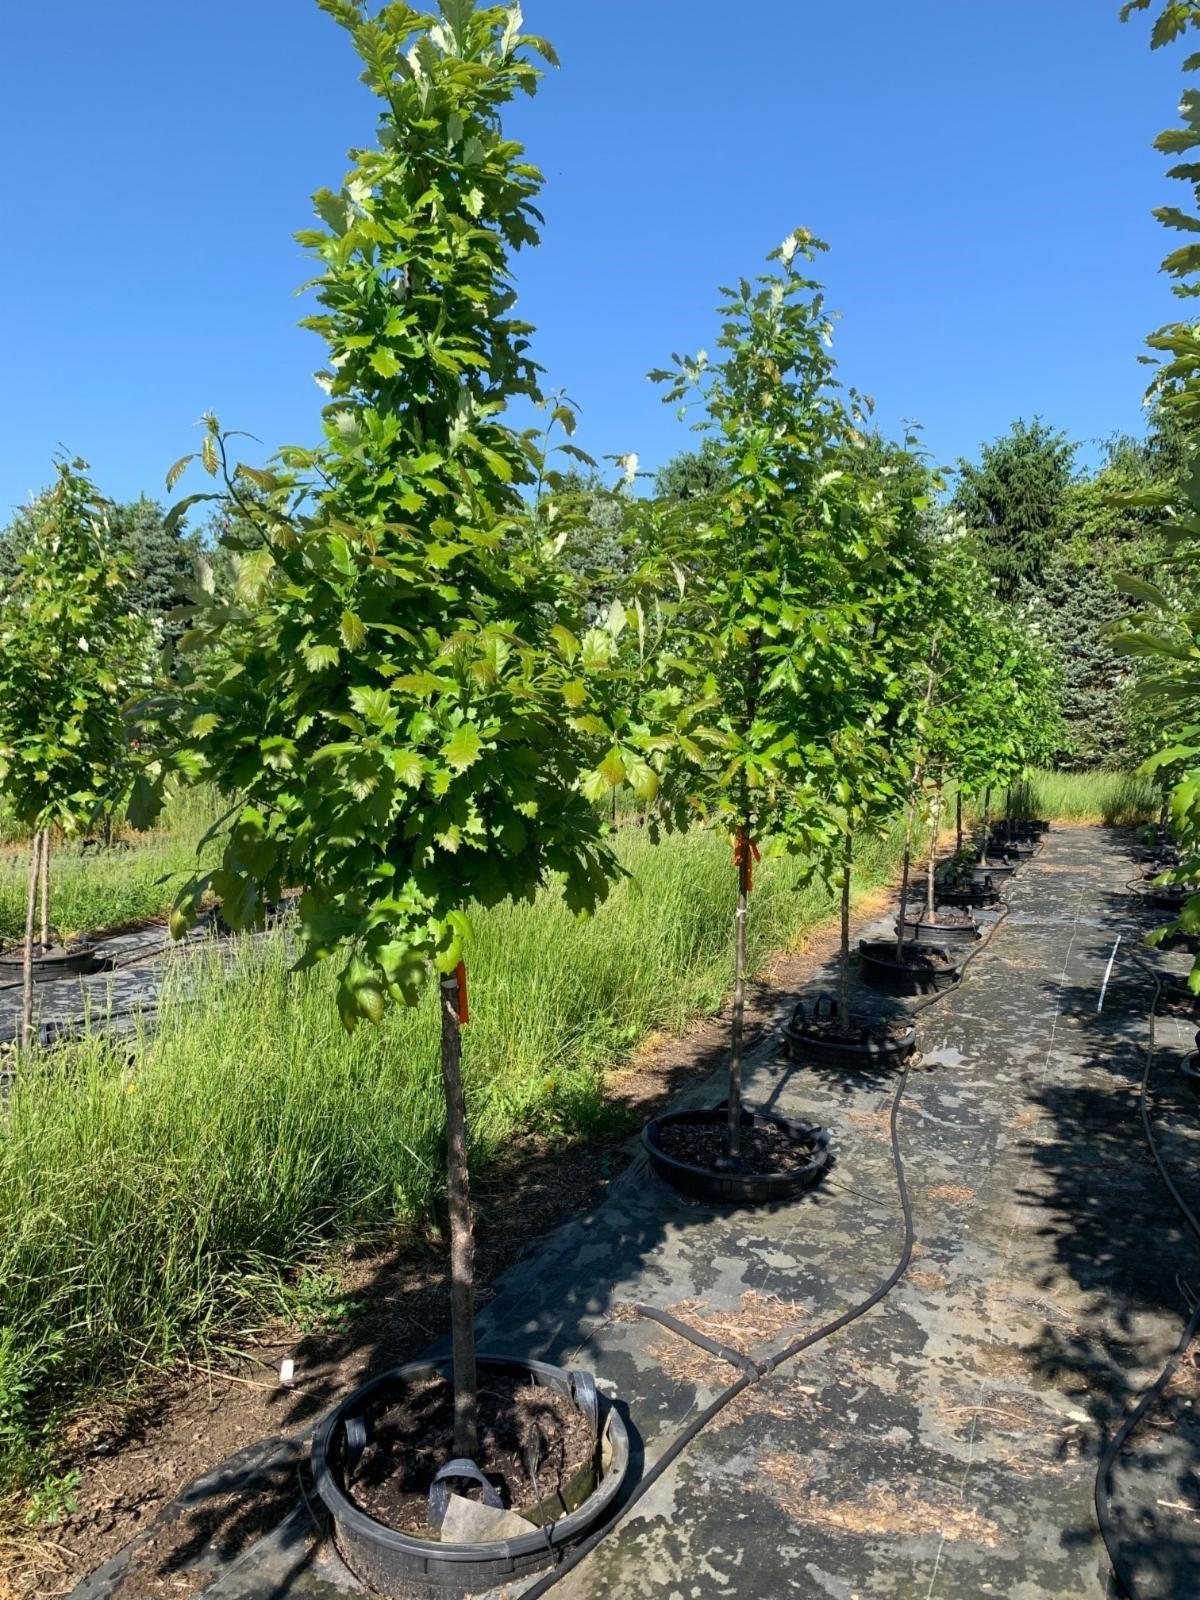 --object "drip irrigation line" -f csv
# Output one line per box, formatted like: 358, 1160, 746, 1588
516, 868, 1017, 1597
1095, 950, 1200, 1600
516, 1059, 916, 1600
